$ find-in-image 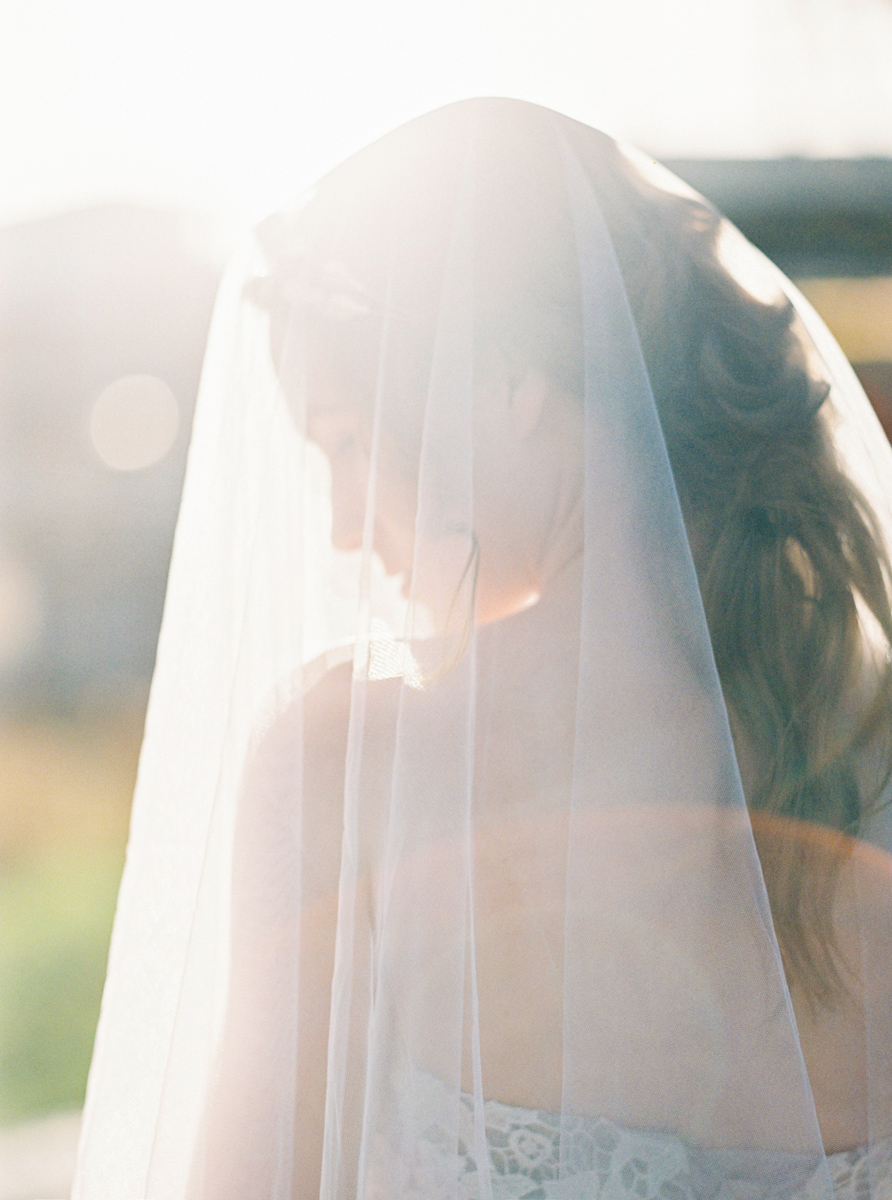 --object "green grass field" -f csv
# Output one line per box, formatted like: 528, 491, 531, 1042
0, 715, 140, 1123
